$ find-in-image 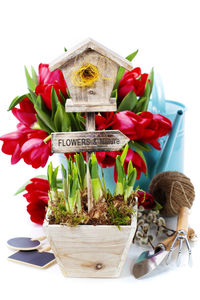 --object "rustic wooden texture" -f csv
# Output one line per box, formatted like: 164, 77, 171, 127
61, 49, 118, 106
65, 98, 117, 112
51, 130, 130, 153
43, 207, 137, 278
85, 112, 95, 212
39, 245, 51, 253
49, 38, 133, 72
86, 112, 95, 131
177, 206, 190, 232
